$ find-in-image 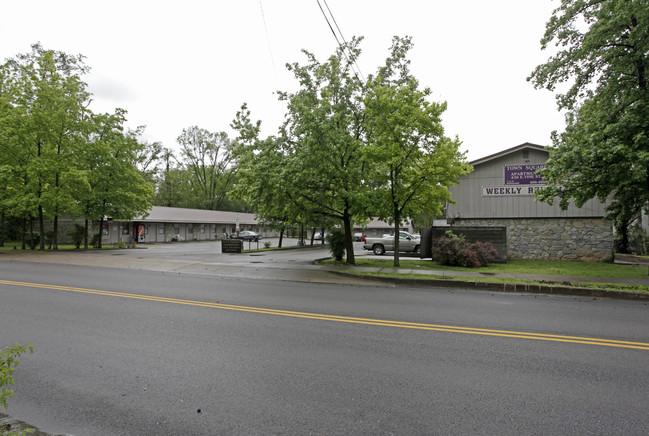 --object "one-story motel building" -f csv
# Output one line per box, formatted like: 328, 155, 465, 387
93, 207, 413, 246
